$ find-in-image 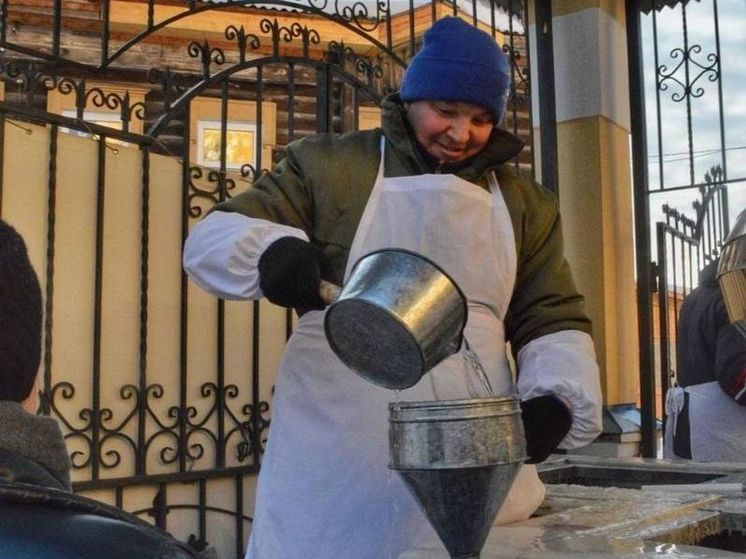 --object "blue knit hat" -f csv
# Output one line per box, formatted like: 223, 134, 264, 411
400, 17, 511, 123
